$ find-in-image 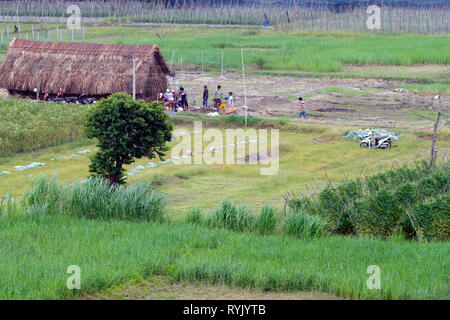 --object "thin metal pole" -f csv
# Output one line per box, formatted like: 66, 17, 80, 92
35, 64, 40, 100
132, 58, 136, 100
240, 45, 248, 128
170, 49, 174, 69
15, 1, 19, 37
